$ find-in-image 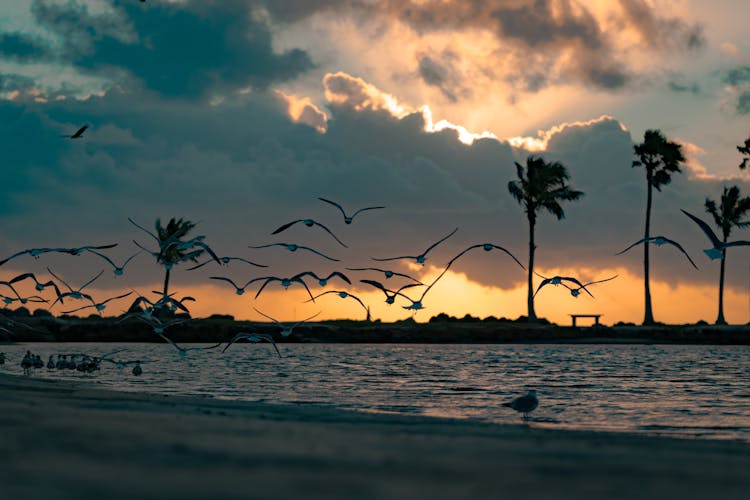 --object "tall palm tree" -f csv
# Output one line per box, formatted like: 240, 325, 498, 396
155, 217, 203, 299
738, 136, 750, 170
632, 129, 685, 325
508, 155, 584, 322
705, 186, 750, 325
